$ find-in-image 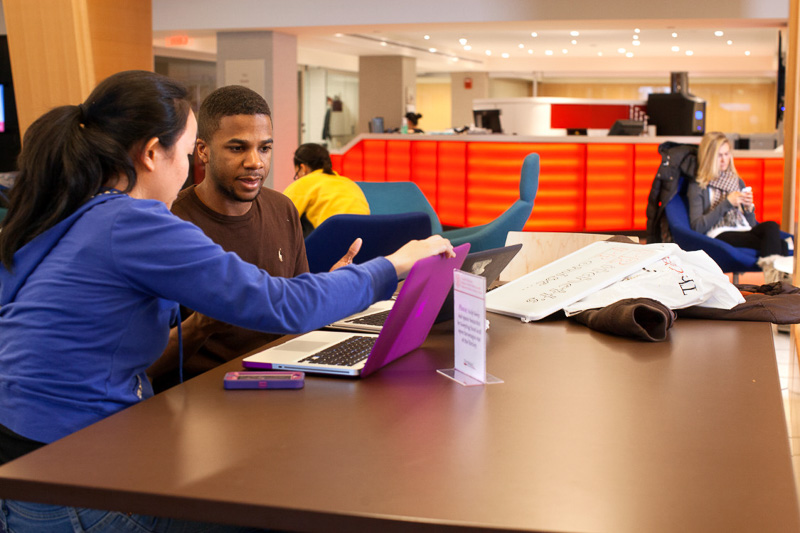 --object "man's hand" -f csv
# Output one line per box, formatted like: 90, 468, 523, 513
330, 238, 362, 271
